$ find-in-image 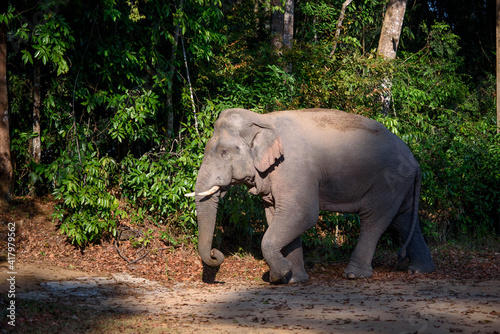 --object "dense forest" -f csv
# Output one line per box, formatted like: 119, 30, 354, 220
0, 0, 499, 253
